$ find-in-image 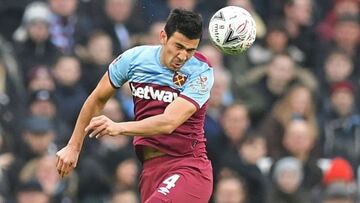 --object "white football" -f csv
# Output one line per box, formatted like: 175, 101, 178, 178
208, 6, 256, 55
